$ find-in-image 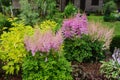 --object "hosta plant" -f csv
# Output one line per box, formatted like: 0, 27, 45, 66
0, 23, 34, 74
23, 29, 72, 80
100, 48, 120, 79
